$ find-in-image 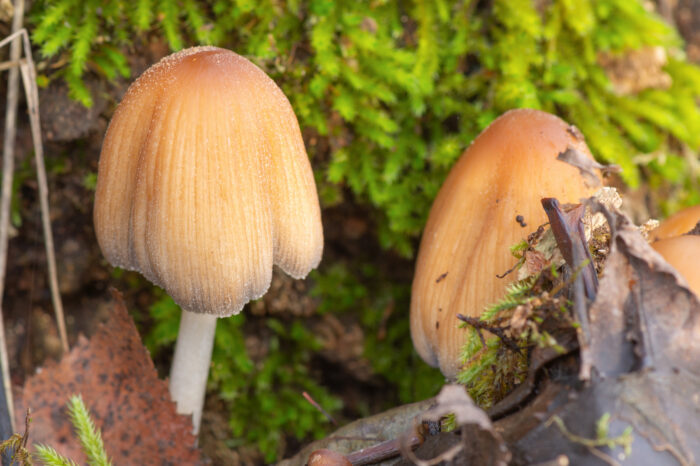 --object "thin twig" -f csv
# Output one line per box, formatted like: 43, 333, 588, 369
0, 0, 26, 434
0, 27, 68, 354
0, 58, 25, 72
456, 314, 522, 354
18, 40, 69, 354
